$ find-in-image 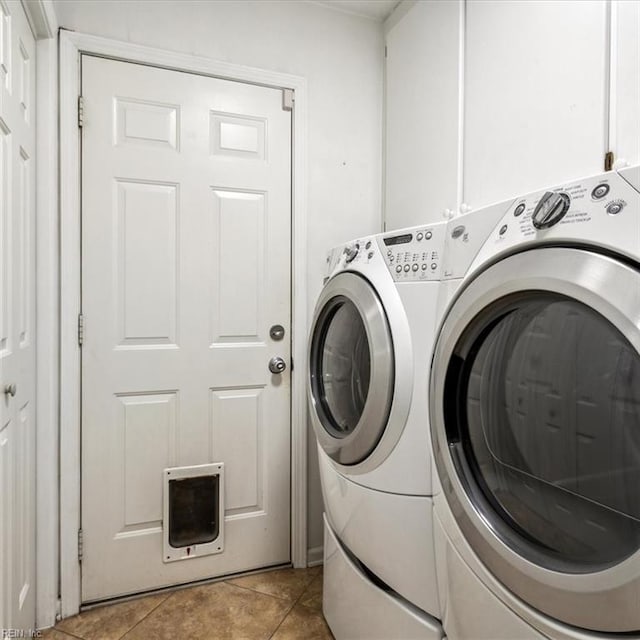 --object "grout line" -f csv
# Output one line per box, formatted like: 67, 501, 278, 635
47, 630, 85, 640
222, 568, 318, 603
268, 571, 323, 639
222, 580, 296, 603
115, 592, 174, 640
267, 599, 298, 640
264, 570, 321, 640
267, 591, 304, 639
